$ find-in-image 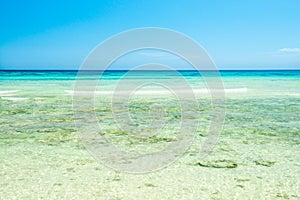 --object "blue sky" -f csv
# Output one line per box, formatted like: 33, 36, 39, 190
0, 0, 300, 70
